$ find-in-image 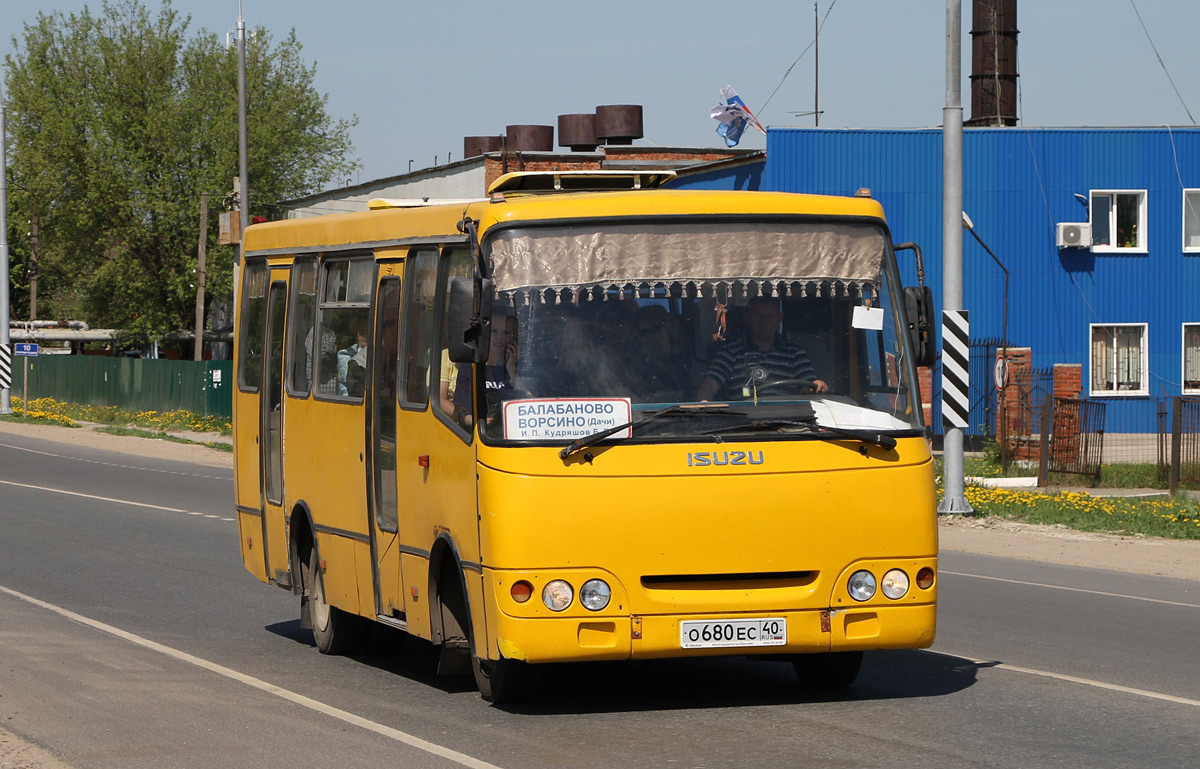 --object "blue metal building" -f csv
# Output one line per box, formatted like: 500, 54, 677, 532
678, 127, 1200, 432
